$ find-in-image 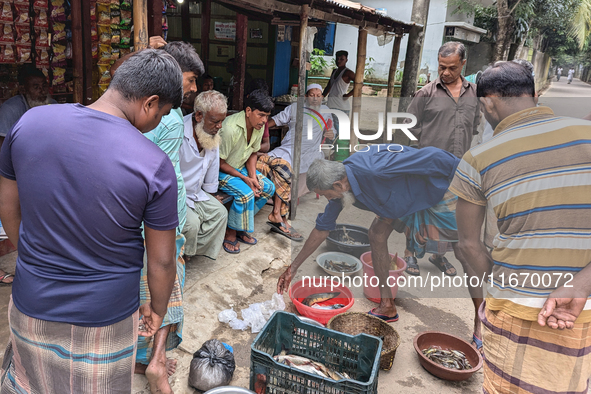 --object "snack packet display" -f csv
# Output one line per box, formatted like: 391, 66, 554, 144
51, 42, 66, 64
97, 43, 111, 65
0, 3, 13, 24
16, 44, 30, 63
51, 0, 66, 22
36, 48, 49, 67
52, 22, 66, 41
52, 66, 65, 86
1, 43, 15, 63
34, 10, 49, 29
35, 28, 49, 47
15, 24, 30, 45
0, 23, 13, 44
14, 5, 30, 25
